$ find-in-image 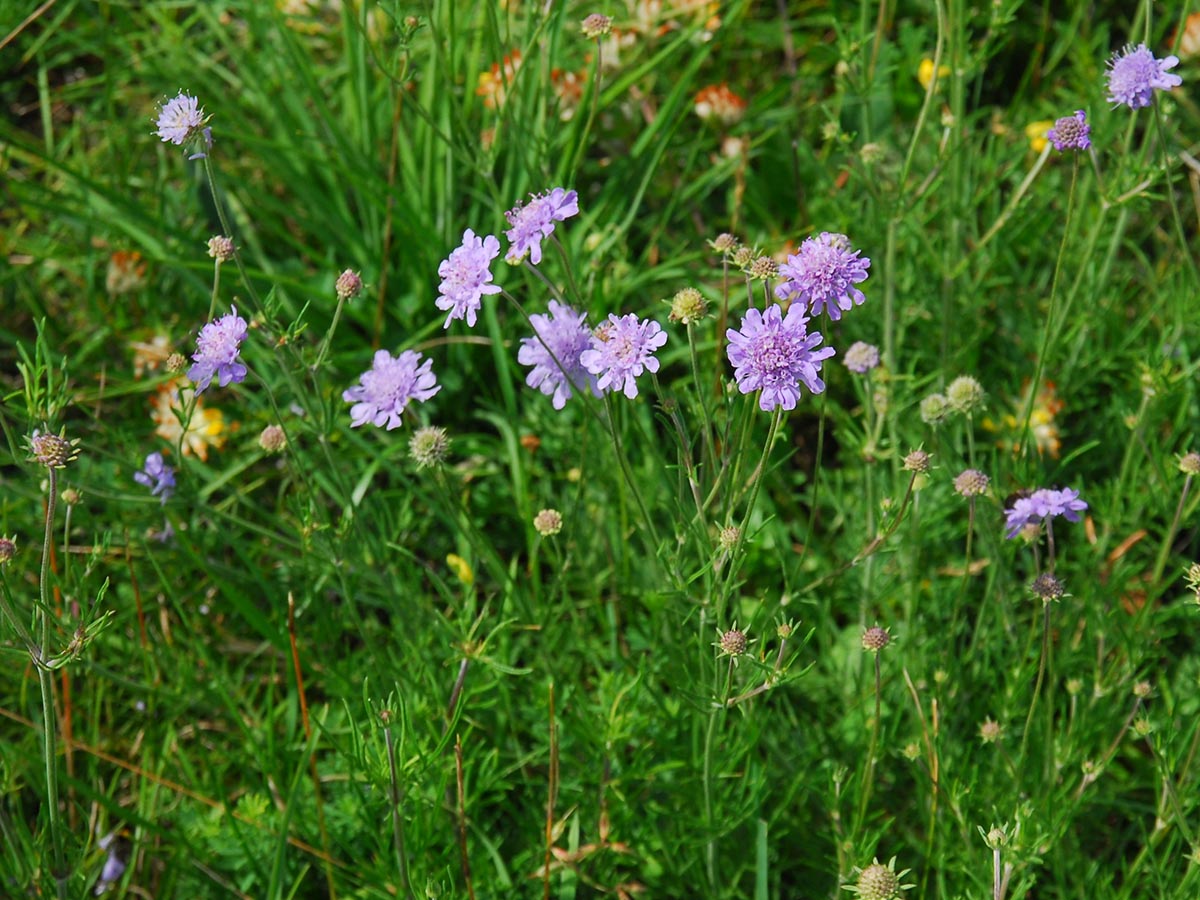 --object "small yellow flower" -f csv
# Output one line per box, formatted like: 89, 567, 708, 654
1024, 120, 1054, 153
446, 554, 474, 587
917, 58, 950, 89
